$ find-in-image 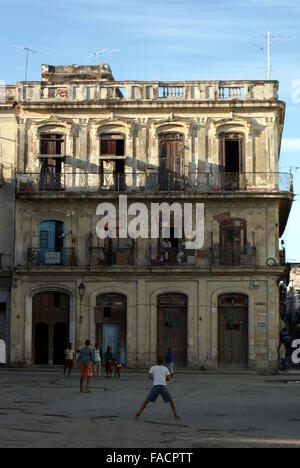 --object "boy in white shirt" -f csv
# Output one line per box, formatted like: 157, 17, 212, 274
135, 357, 180, 420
